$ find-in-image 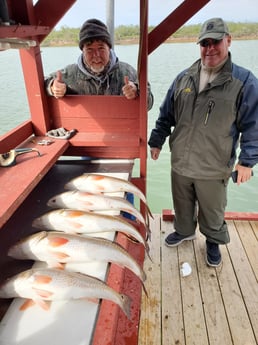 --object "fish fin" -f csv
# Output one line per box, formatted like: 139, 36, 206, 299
141, 281, 149, 298
48, 237, 69, 247
33, 288, 53, 298
19, 299, 35, 311
92, 175, 104, 181
33, 274, 52, 284
82, 297, 99, 304
51, 252, 70, 261
146, 225, 151, 241
66, 219, 83, 230
47, 261, 65, 270
146, 248, 153, 262
146, 204, 153, 219
63, 209, 85, 217
120, 294, 131, 319
36, 299, 52, 311
32, 287, 54, 299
